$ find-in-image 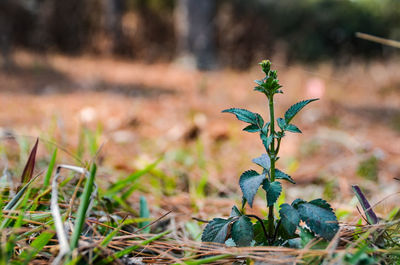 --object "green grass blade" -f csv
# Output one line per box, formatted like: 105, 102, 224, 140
43, 148, 57, 188
19, 232, 55, 265
70, 163, 97, 250
139, 196, 150, 233
105, 158, 161, 196
3, 173, 40, 211
98, 230, 170, 265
